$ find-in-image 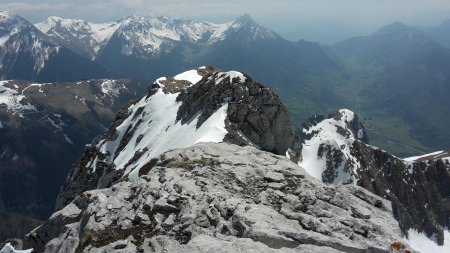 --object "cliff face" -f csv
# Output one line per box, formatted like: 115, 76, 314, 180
351, 141, 450, 245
